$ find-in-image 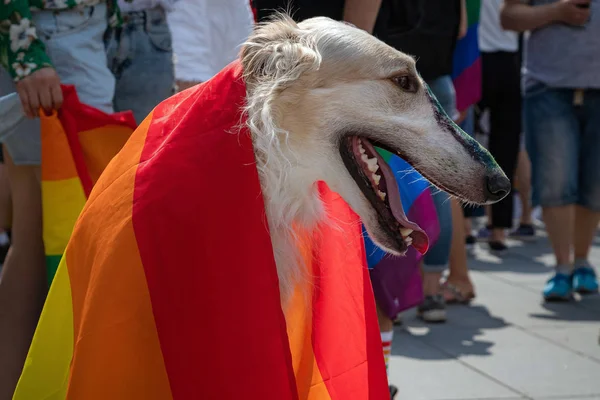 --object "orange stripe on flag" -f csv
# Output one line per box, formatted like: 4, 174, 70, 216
64, 115, 172, 399
41, 112, 79, 181
284, 229, 332, 400
78, 125, 135, 184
